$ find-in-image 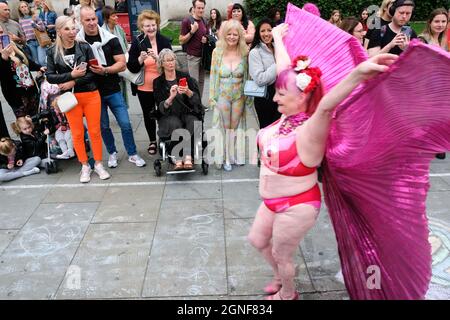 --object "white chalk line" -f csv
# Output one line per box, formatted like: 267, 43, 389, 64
1, 173, 449, 189
0, 178, 260, 190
